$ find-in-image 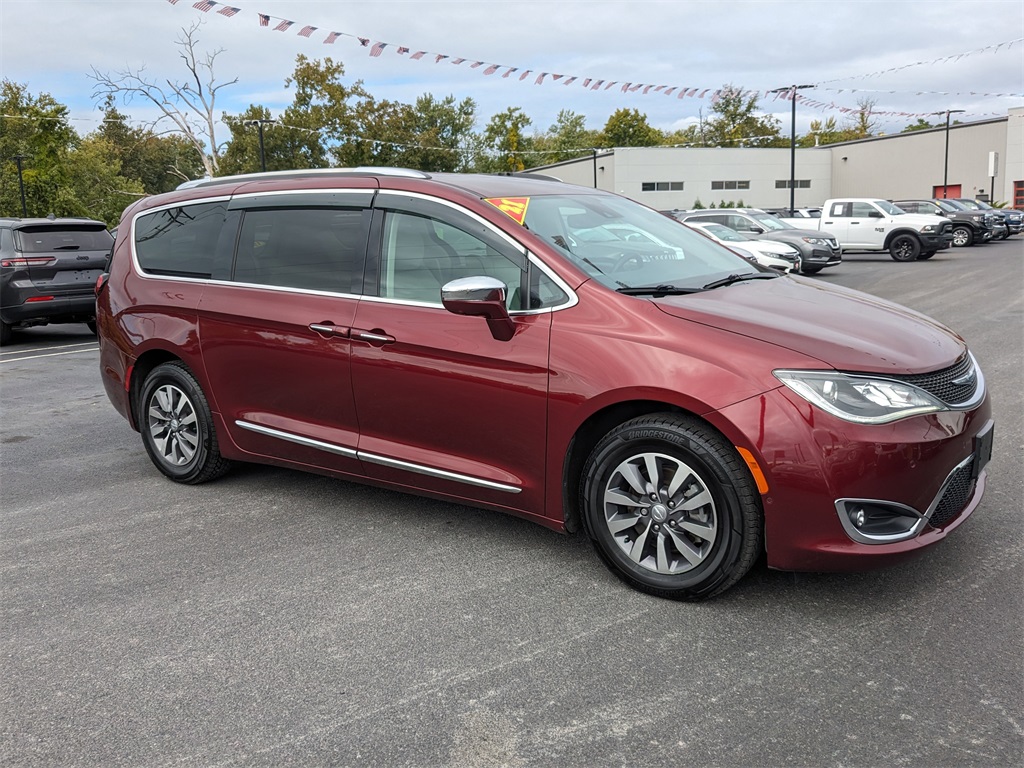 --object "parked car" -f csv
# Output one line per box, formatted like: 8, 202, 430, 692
661, 208, 841, 275
893, 199, 995, 247
764, 207, 822, 220
0, 216, 113, 345
952, 199, 1021, 237
682, 221, 798, 272
97, 168, 993, 601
